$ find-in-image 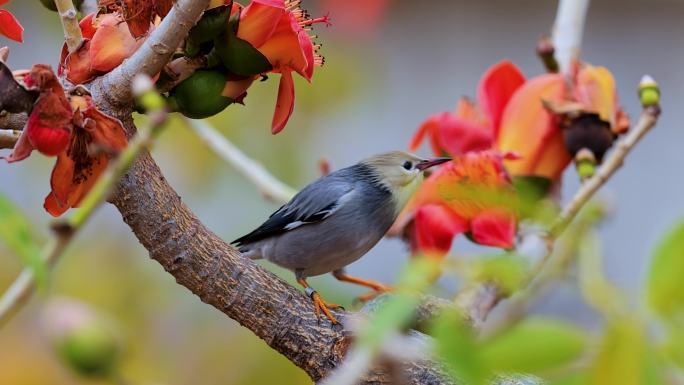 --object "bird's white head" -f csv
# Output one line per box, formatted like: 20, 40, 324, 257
362, 151, 451, 211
